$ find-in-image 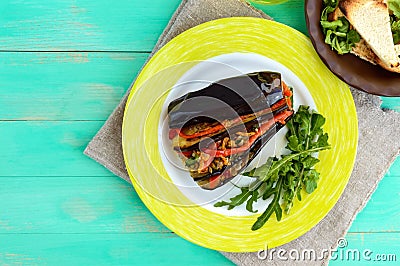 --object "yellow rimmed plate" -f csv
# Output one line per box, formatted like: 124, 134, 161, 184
122, 17, 358, 252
